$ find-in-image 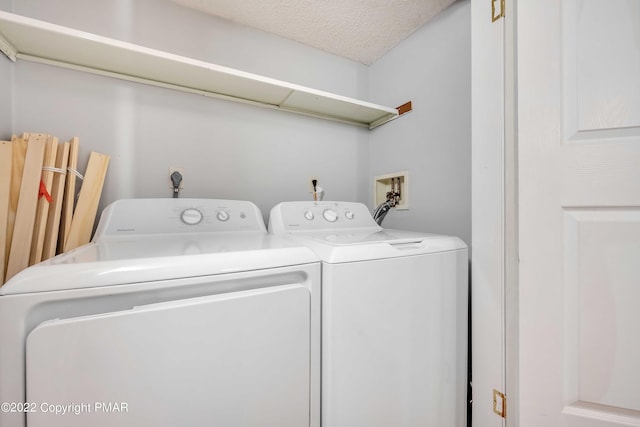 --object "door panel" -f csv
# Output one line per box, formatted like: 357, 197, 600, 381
563, 209, 640, 412
564, 0, 640, 138
573, 1, 640, 131
518, 0, 640, 425
26, 285, 311, 427
322, 251, 468, 427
